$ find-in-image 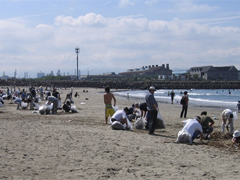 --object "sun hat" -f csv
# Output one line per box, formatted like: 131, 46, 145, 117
149, 86, 156, 91
233, 130, 240, 138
